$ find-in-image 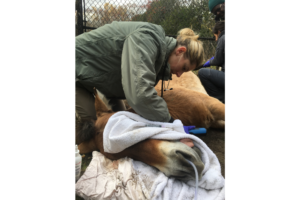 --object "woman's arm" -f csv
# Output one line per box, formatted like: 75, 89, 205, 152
121, 32, 171, 122
210, 36, 225, 67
